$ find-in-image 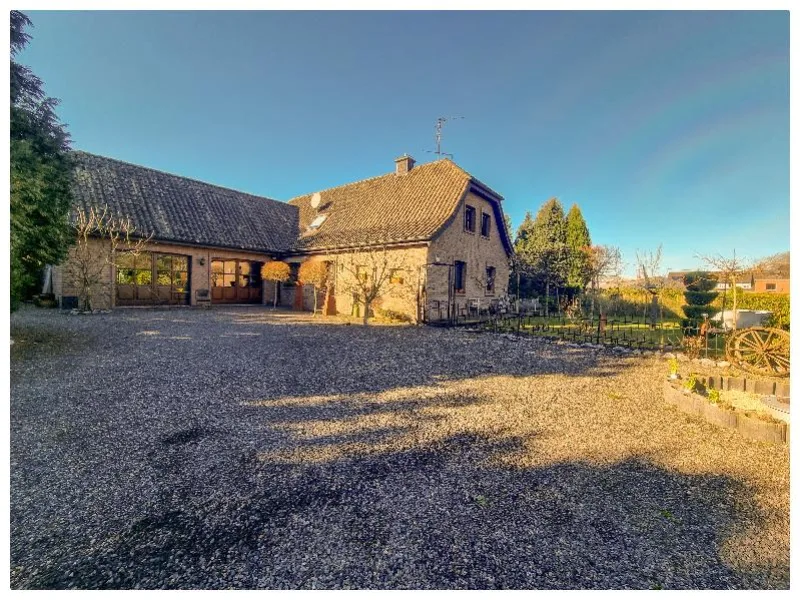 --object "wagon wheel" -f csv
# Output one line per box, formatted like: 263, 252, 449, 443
725, 327, 790, 377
